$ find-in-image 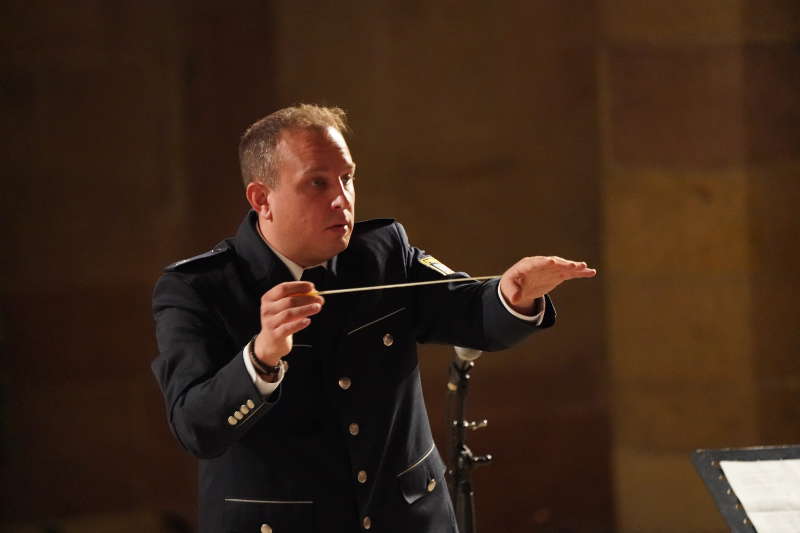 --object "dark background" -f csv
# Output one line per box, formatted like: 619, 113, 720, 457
1, 1, 798, 531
